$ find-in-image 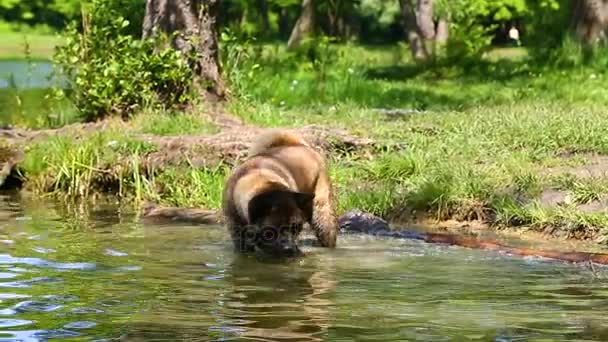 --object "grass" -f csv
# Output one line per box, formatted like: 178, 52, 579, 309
0, 32, 62, 60
9, 41, 608, 241
0, 88, 78, 128
135, 111, 220, 136
20, 129, 227, 208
